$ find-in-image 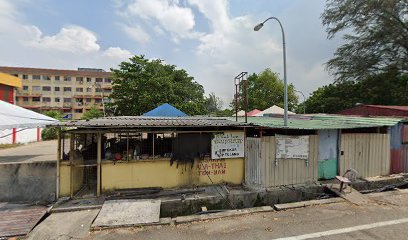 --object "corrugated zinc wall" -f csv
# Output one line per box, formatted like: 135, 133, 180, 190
245, 135, 319, 187
390, 123, 408, 173
340, 133, 390, 178
245, 138, 262, 186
